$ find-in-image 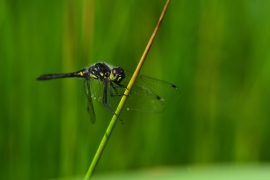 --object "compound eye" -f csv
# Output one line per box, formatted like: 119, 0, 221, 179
112, 68, 122, 75
110, 67, 125, 82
